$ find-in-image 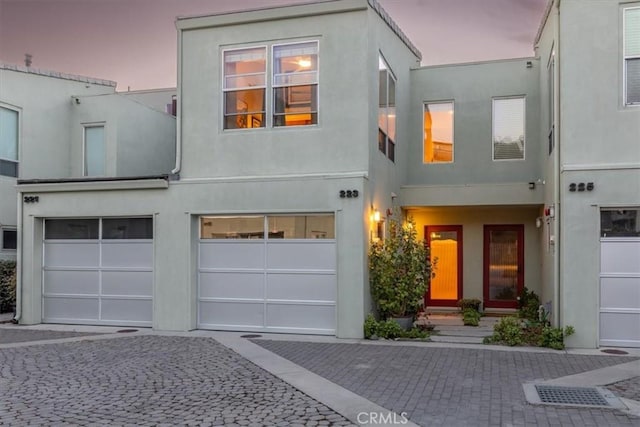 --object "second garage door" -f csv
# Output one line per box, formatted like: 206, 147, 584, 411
198, 214, 336, 335
42, 217, 153, 327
